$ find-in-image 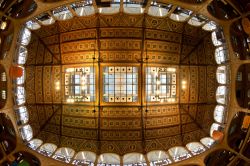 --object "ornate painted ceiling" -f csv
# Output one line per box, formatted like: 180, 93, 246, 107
23, 12, 217, 155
